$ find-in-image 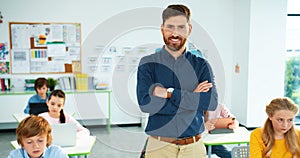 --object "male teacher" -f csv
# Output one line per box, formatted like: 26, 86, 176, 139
136, 4, 218, 158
